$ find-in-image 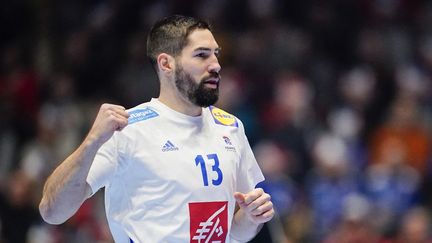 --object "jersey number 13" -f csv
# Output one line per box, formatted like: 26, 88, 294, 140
195, 154, 223, 186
